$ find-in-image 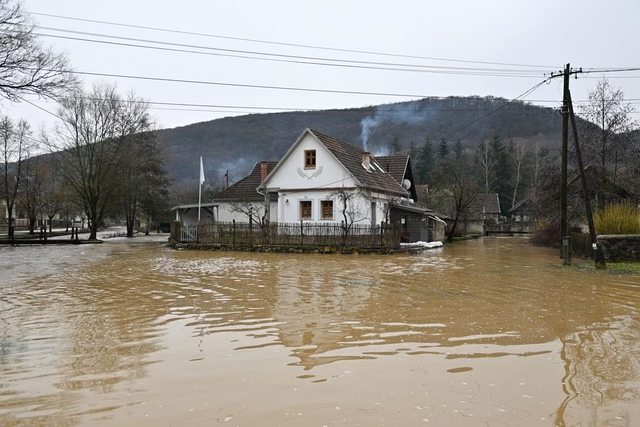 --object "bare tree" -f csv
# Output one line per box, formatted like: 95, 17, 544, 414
477, 140, 496, 194
330, 188, 371, 245
40, 159, 66, 232
0, 0, 76, 102
0, 116, 32, 238
578, 78, 638, 208
228, 200, 266, 224
21, 152, 46, 233
431, 156, 479, 242
46, 83, 153, 240
116, 131, 170, 237
508, 140, 528, 209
